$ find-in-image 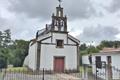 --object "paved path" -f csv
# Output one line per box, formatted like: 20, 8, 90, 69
56, 73, 81, 80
